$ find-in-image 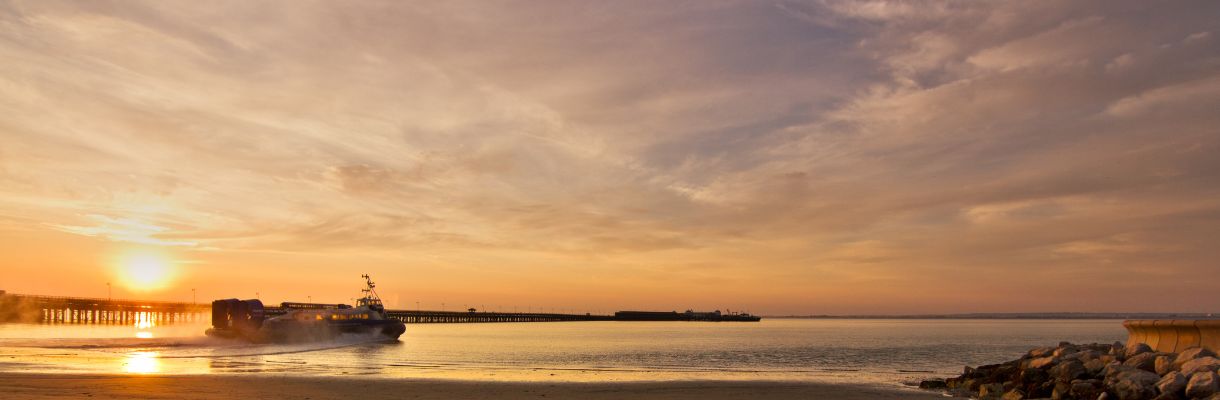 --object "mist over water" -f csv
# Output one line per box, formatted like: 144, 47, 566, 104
0, 319, 1126, 384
